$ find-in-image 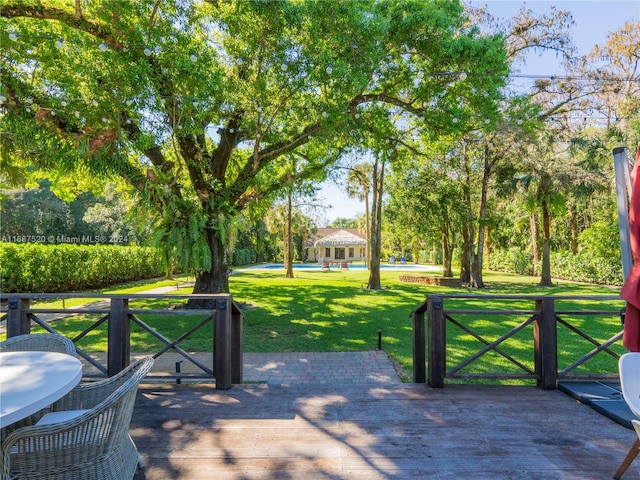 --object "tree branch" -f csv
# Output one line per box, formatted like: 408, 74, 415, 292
1, 2, 117, 46
349, 92, 423, 117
